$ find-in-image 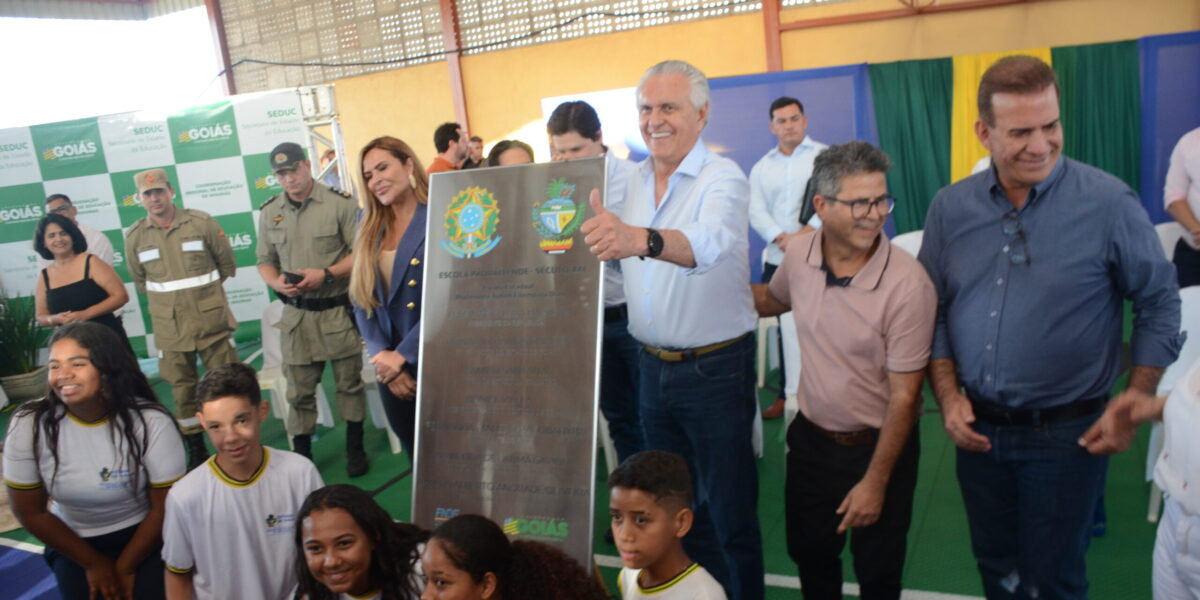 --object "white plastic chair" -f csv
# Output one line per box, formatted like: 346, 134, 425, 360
890, 230, 924, 258
756, 246, 780, 389
1156, 221, 1185, 261
756, 319, 780, 389
598, 413, 619, 475
780, 311, 801, 429
258, 301, 334, 444
1147, 286, 1200, 521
